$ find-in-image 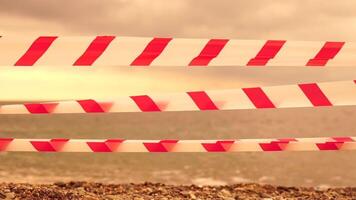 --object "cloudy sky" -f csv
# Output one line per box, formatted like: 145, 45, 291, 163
1, 0, 356, 40
1, 0, 356, 101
